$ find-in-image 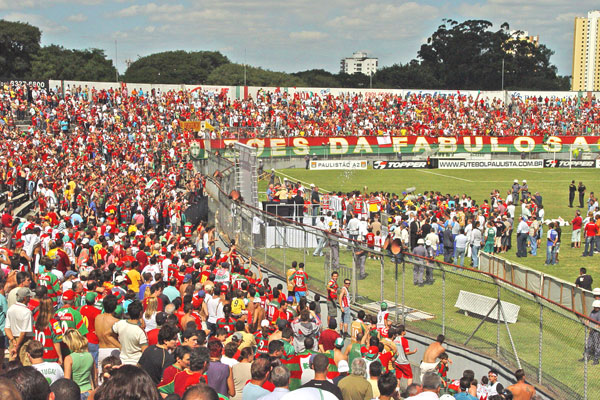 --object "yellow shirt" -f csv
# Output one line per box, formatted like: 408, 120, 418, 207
127, 269, 141, 293
231, 297, 246, 315
286, 268, 296, 291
